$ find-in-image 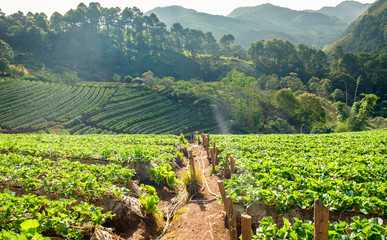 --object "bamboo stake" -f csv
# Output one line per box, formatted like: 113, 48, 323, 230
224, 153, 229, 179
314, 198, 329, 240
215, 147, 219, 164
189, 151, 196, 176
225, 196, 238, 240
241, 214, 252, 240
211, 148, 216, 173
207, 134, 210, 149
230, 156, 236, 174
217, 181, 227, 209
